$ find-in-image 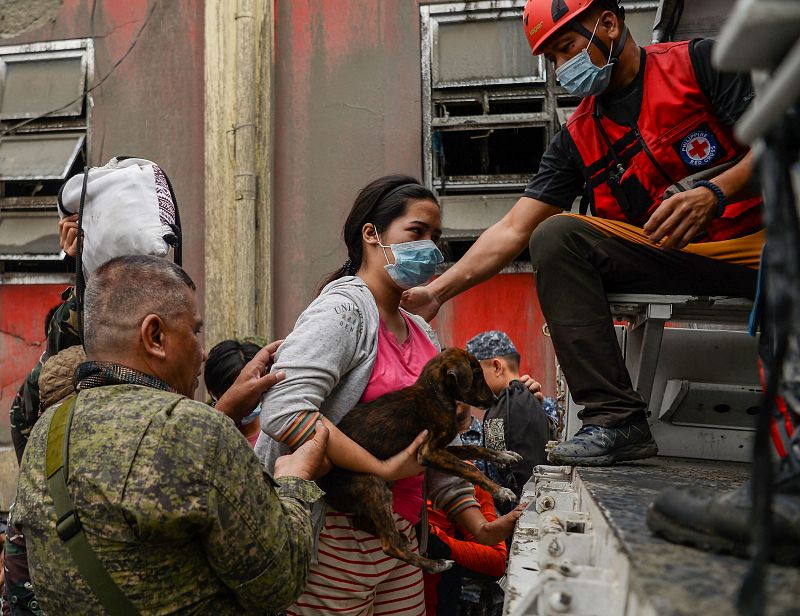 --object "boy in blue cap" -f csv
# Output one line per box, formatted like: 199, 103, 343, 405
466, 331, 552, 500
